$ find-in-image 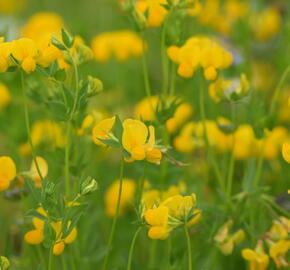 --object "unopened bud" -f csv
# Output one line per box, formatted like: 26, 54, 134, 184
81, 178, 98, 195
0, 256, 10, 270
88, 76, 103, 96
